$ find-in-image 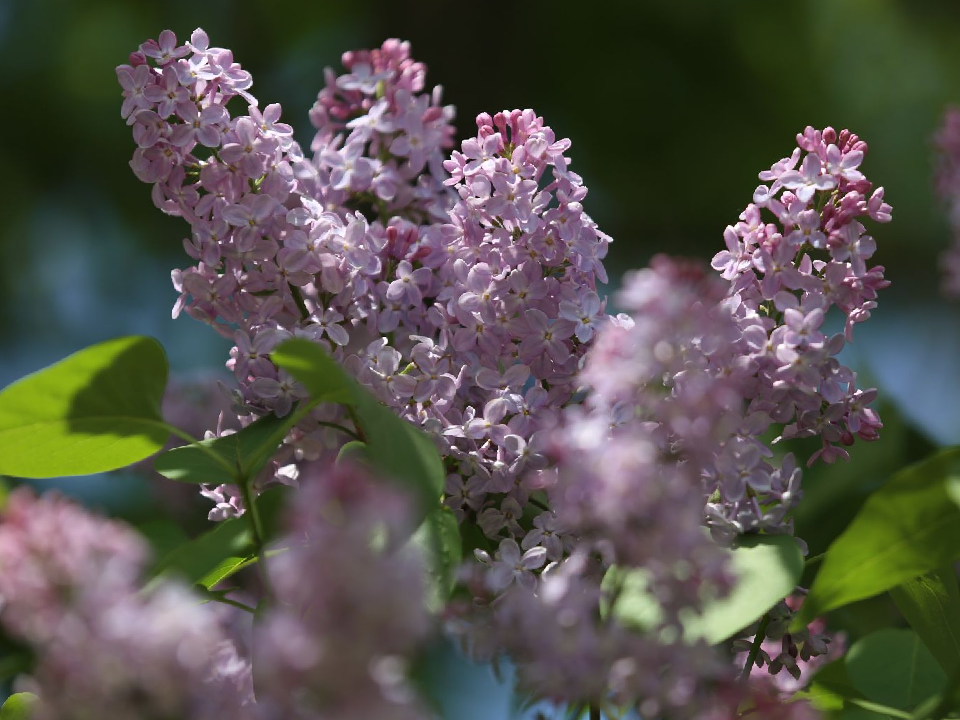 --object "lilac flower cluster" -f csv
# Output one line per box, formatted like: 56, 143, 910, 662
443, 259, 738, 717
451, 126, 890, 712
308, 39, 456, 224
0, 489, 256, 720
114, 29, 893, 719
254, 463, 430, 720
117, 30, 611, 539
700, 126, 890, 535
935, 107, 960, 295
